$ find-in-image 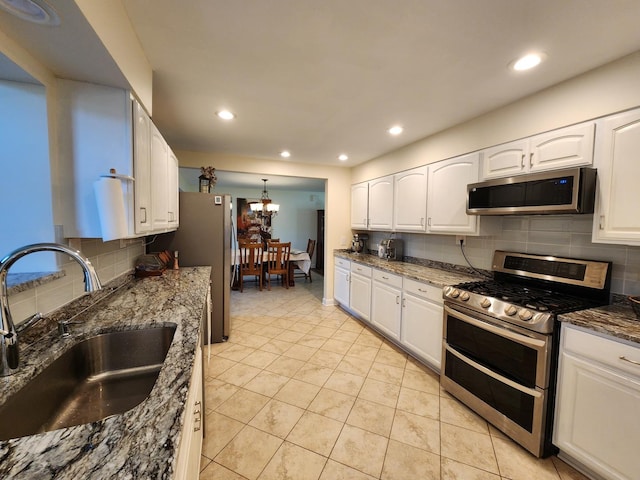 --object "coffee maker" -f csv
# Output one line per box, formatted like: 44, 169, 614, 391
351, 233, 368, 254
378, 238, 403, 261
